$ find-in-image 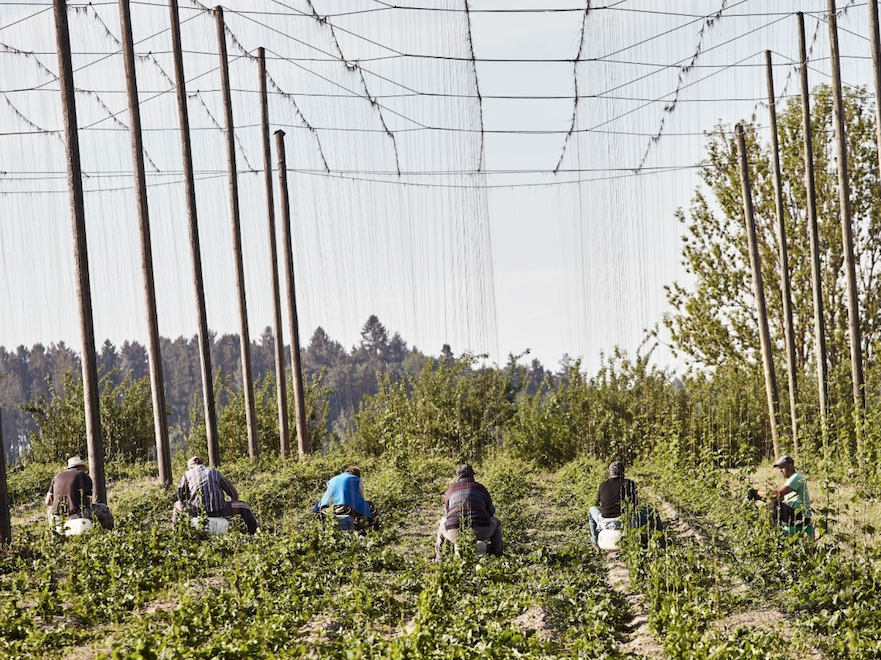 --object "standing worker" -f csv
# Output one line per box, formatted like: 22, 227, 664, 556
45, 455, 114, 529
